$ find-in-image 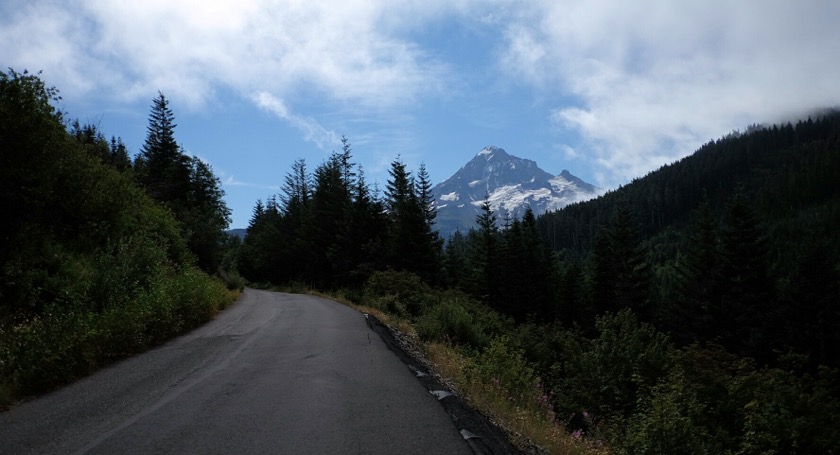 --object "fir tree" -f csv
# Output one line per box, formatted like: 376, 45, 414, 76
135, 92, 191, 206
